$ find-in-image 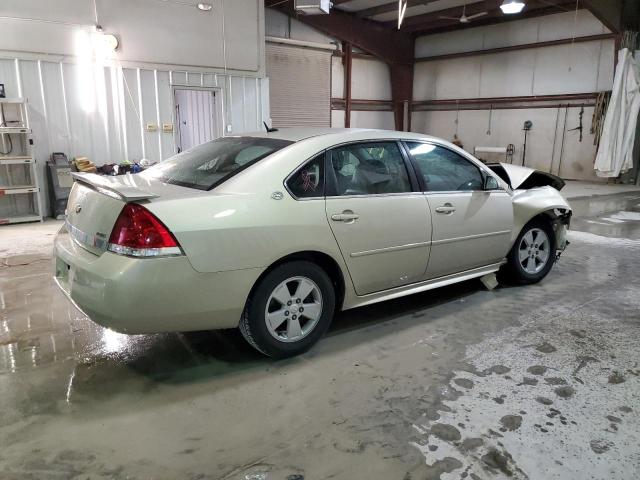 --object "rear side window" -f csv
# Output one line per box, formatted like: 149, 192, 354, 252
142, 137, 292, 190
328, 142, 412, 196
407, 142, 483, 192
287, 154, 325, 198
